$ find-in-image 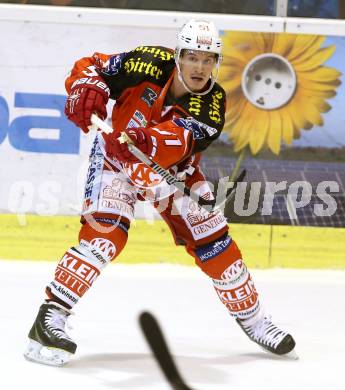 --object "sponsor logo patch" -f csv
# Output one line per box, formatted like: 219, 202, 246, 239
102, 178, 137, 205
55, 253, 100, 298
124, 57, 164, 80
209, 90, 223, 124
133, 110, 147, 127
141, 87, 158, 107
197, 36, 213, 45
221, 259, 244, 280
90, 238, 116, 261
71, 77, 110, 96
195, 236, 232, 262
